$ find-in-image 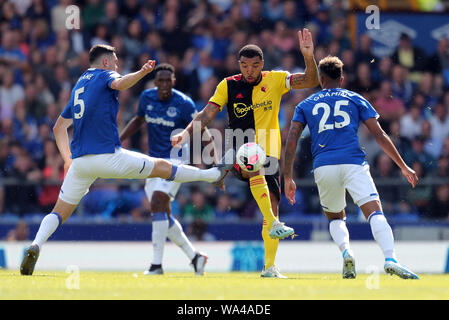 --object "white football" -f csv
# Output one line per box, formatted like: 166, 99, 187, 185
236, 142, 267, 172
